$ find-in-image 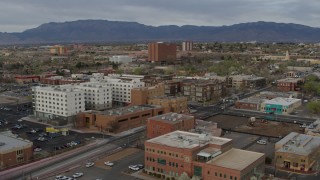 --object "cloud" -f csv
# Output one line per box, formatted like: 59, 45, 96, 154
0, 0, 319, 32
